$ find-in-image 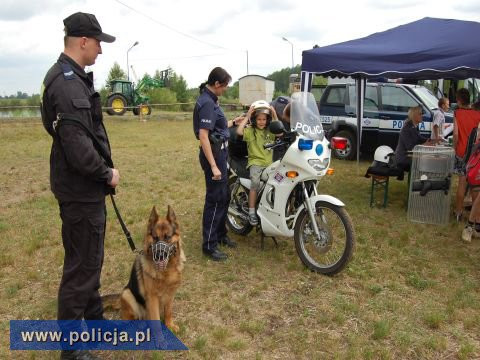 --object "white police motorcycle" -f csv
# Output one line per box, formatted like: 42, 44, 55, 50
227, 92, 355, 275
